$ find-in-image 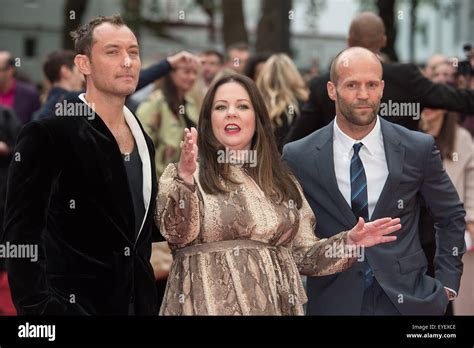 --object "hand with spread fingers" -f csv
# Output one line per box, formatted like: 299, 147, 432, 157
347, 217, 401, 247
177, 127, 198, 185
167, 51, 200, 71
